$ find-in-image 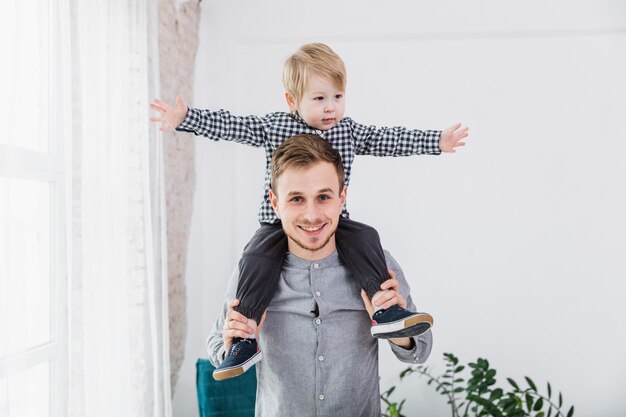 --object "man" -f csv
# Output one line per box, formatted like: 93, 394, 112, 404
206, 134, 433, 417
